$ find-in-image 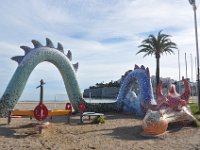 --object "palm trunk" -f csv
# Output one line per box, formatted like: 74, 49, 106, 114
156, 57, 160, 88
